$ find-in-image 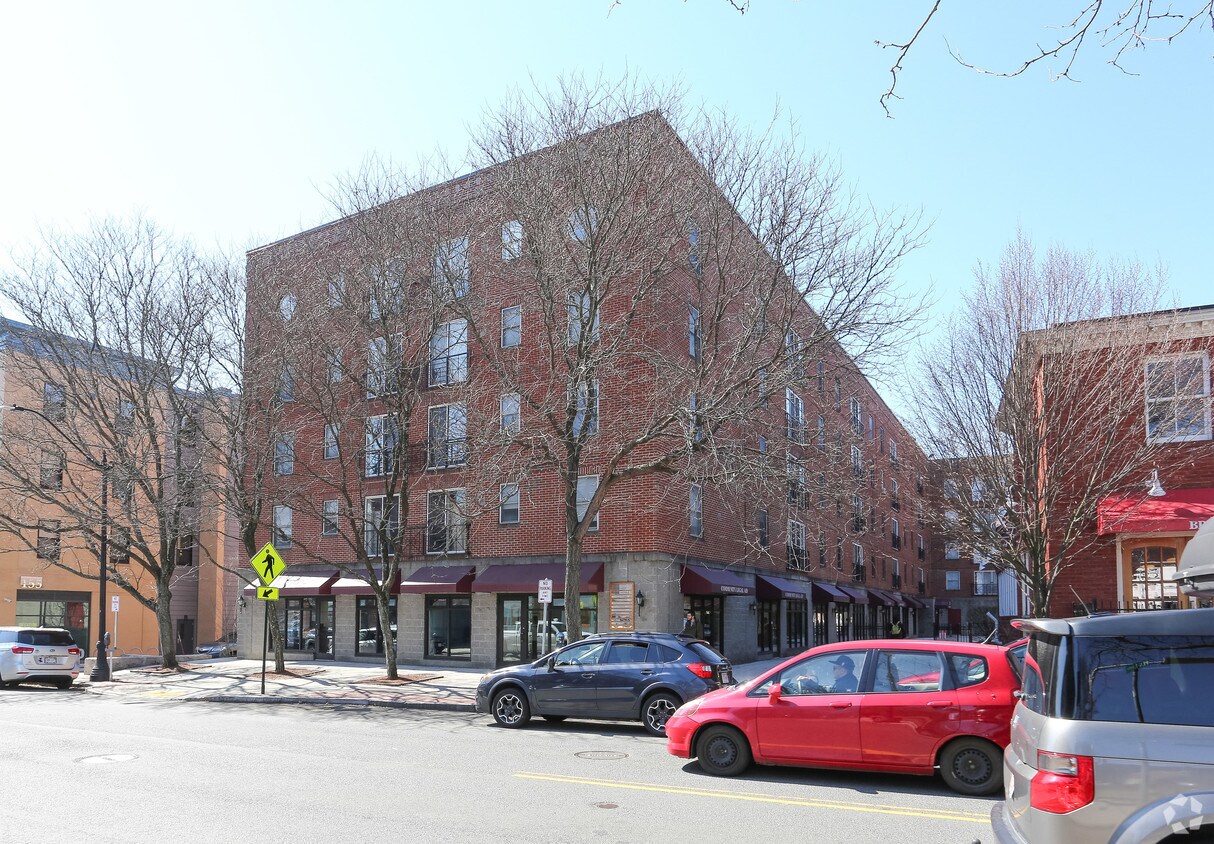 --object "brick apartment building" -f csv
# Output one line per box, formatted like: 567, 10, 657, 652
237, 112, 935, 669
